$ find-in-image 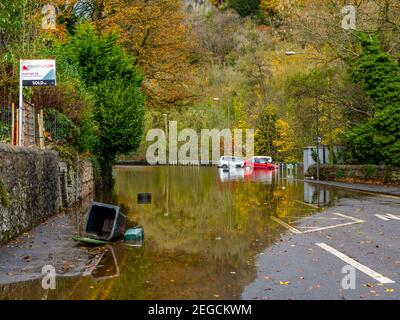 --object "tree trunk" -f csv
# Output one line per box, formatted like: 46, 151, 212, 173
100, 158, 115, 197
